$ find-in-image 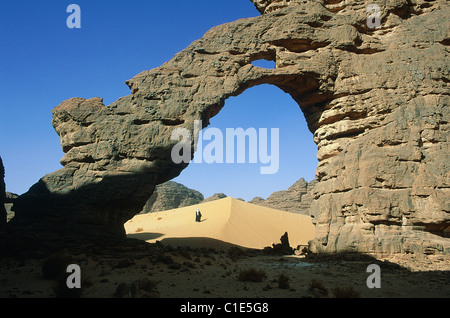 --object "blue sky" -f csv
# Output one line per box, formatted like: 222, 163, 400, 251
0, 1, 318, 201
